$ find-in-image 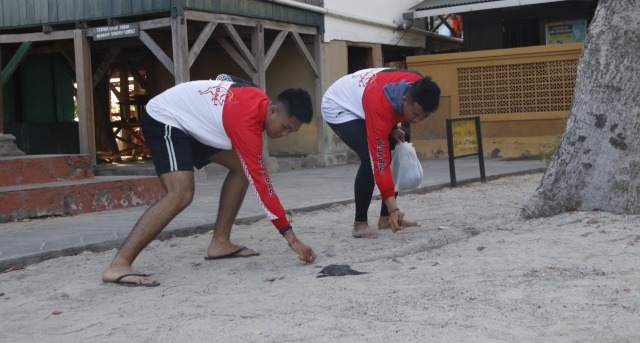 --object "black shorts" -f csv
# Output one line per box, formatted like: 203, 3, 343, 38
141, 110, 222, 175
